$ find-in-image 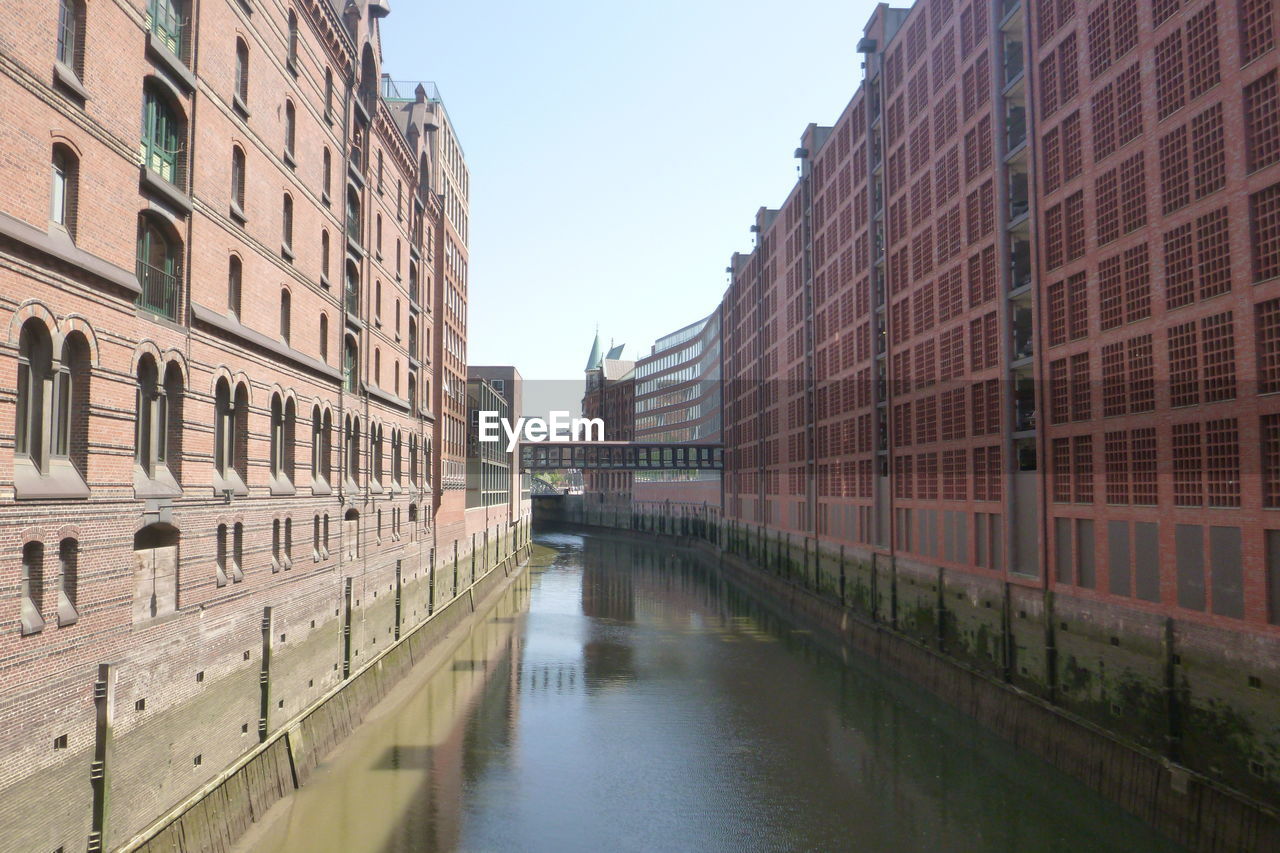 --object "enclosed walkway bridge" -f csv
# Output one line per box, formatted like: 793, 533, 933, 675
518, 441, 723, 473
